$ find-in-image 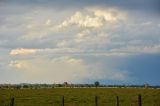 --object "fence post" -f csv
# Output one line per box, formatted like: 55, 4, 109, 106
116, 96, 119, 106
138, 94, 142, 106
10, 97, 14, 106
61, 96, 64, 106
95, 96, 98, 106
